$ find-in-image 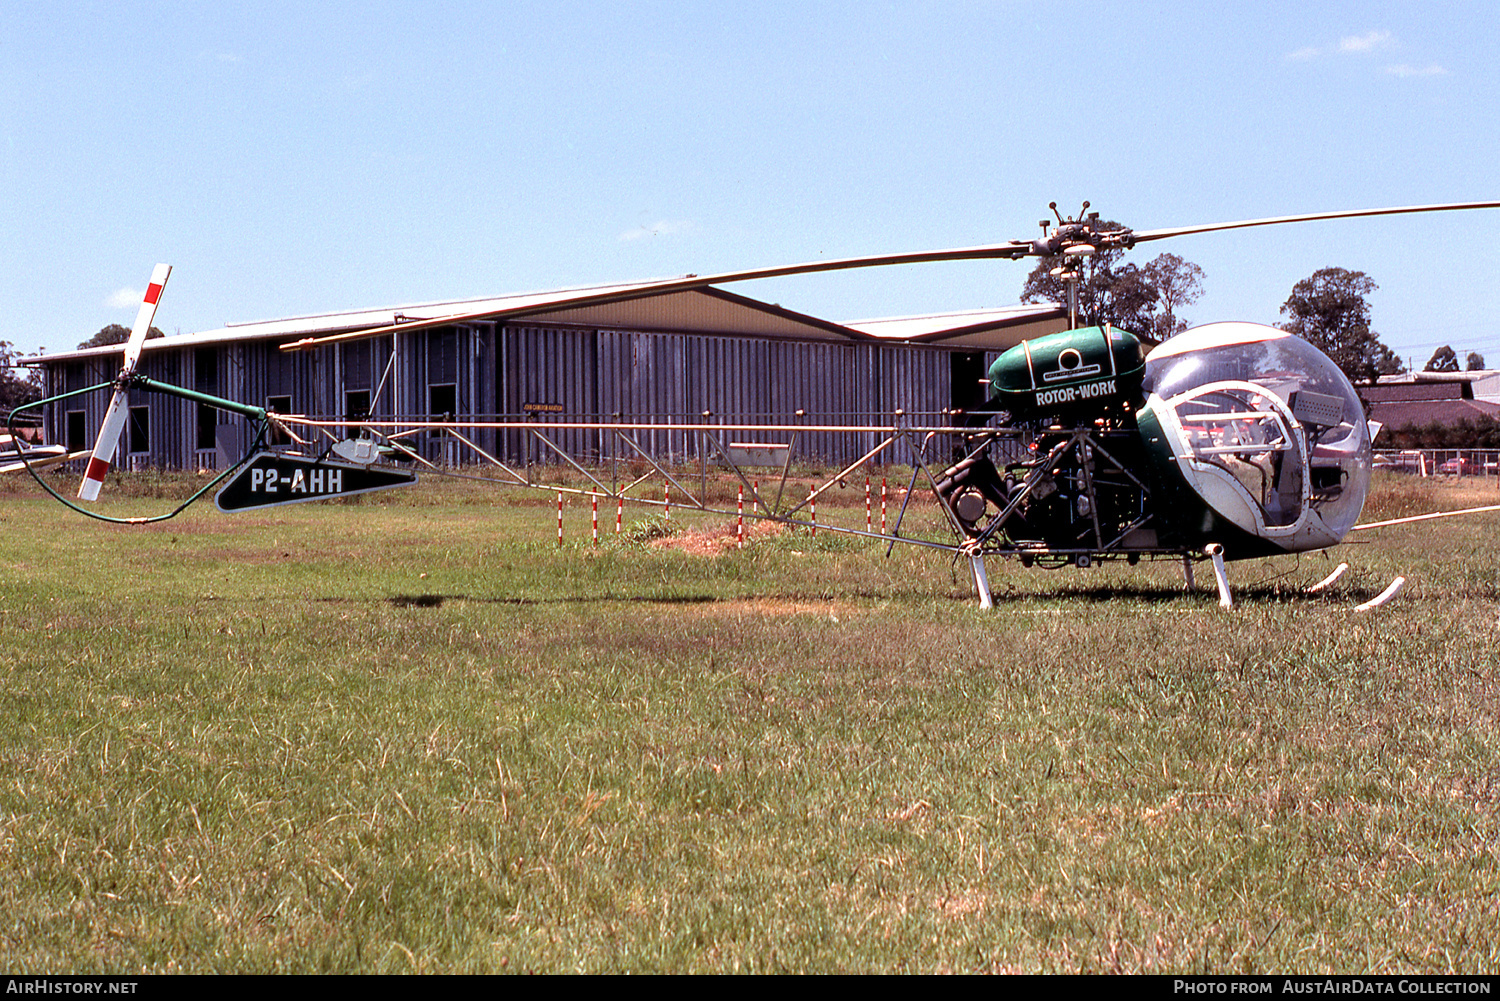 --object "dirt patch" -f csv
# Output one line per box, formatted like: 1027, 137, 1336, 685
647, 519, 784, 556
694, 597, 846, 618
